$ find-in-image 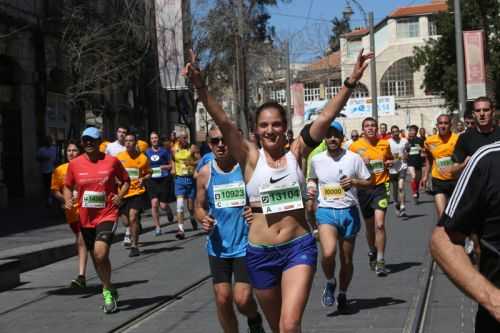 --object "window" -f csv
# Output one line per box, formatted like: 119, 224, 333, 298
271, 89, 287, 104
325, 80, 341, 99
380, 57, 414, 97
428, 17, 438, 36
353, 84, 369, 98
347, 41, 362, 57
304, 83, 320, 102
397, 18, 420, 38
